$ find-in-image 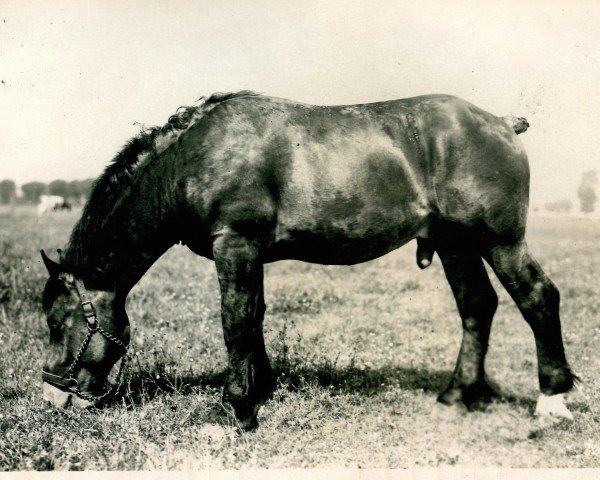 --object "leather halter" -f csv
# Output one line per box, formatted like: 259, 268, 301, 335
41, 278, 129, 404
